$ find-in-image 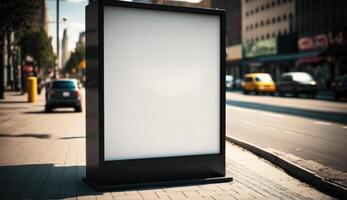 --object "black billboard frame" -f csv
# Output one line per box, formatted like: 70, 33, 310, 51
85, 0, 231, 191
